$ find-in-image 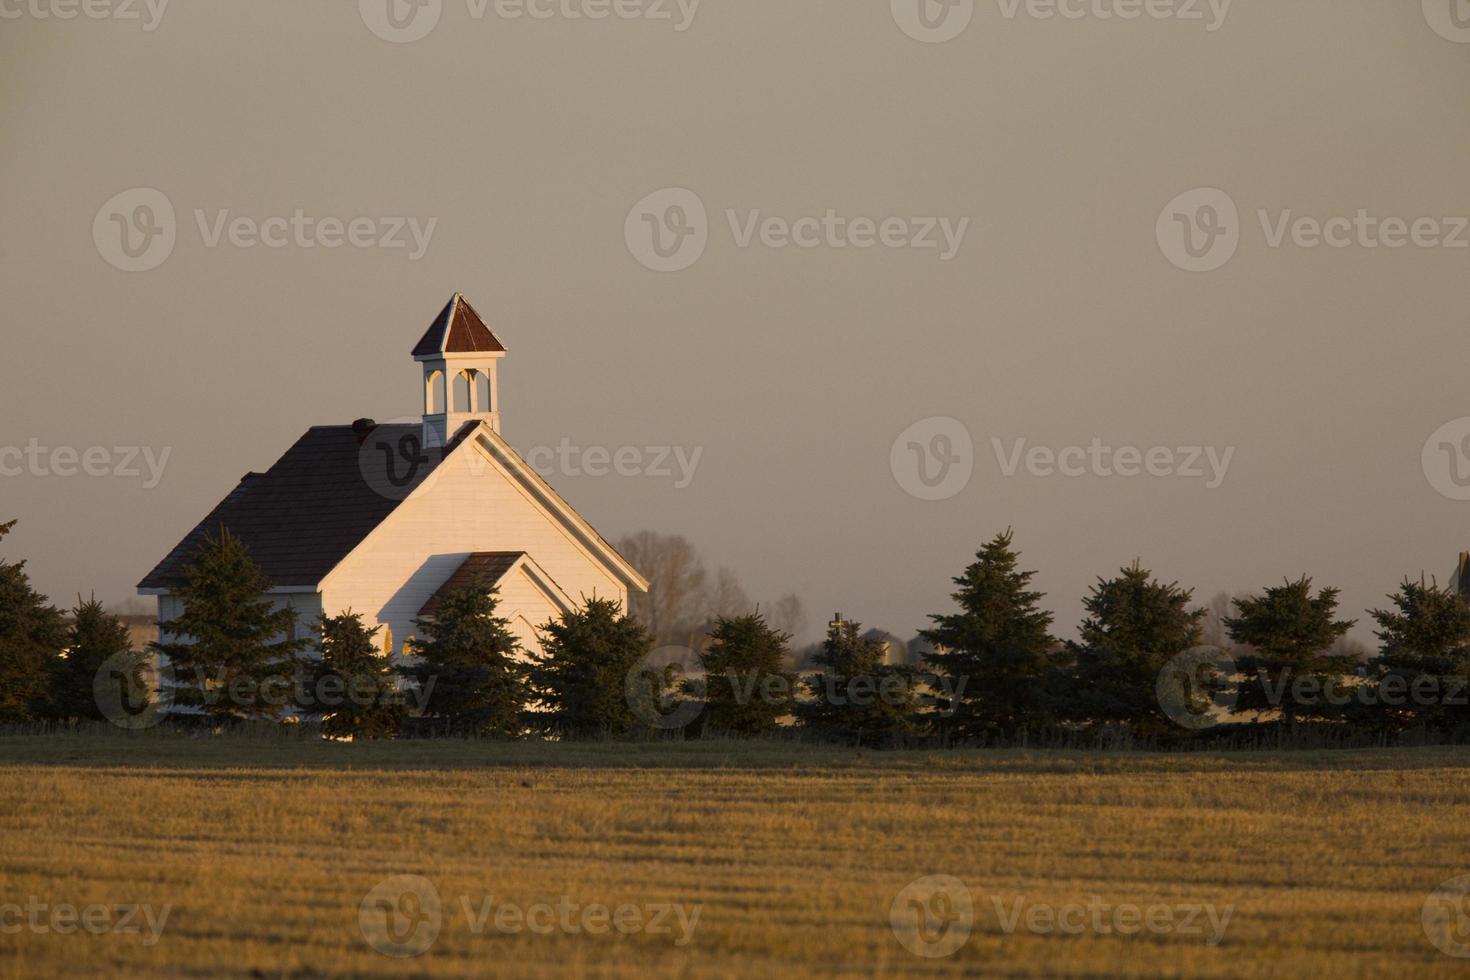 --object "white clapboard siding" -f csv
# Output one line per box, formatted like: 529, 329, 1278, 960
498, 566, 567, 660
320, 442, 625, 660
149, 592, 324, 713
155, 592, 325, 645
